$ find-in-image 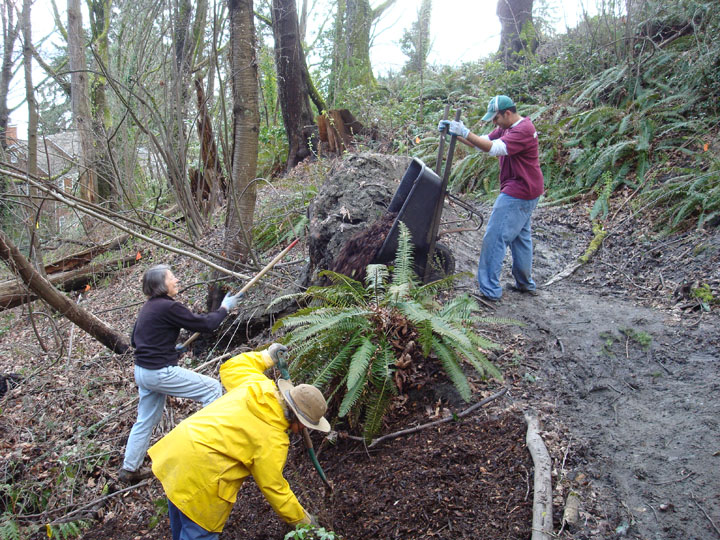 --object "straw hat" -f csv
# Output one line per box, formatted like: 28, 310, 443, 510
277, 379, 331, 433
